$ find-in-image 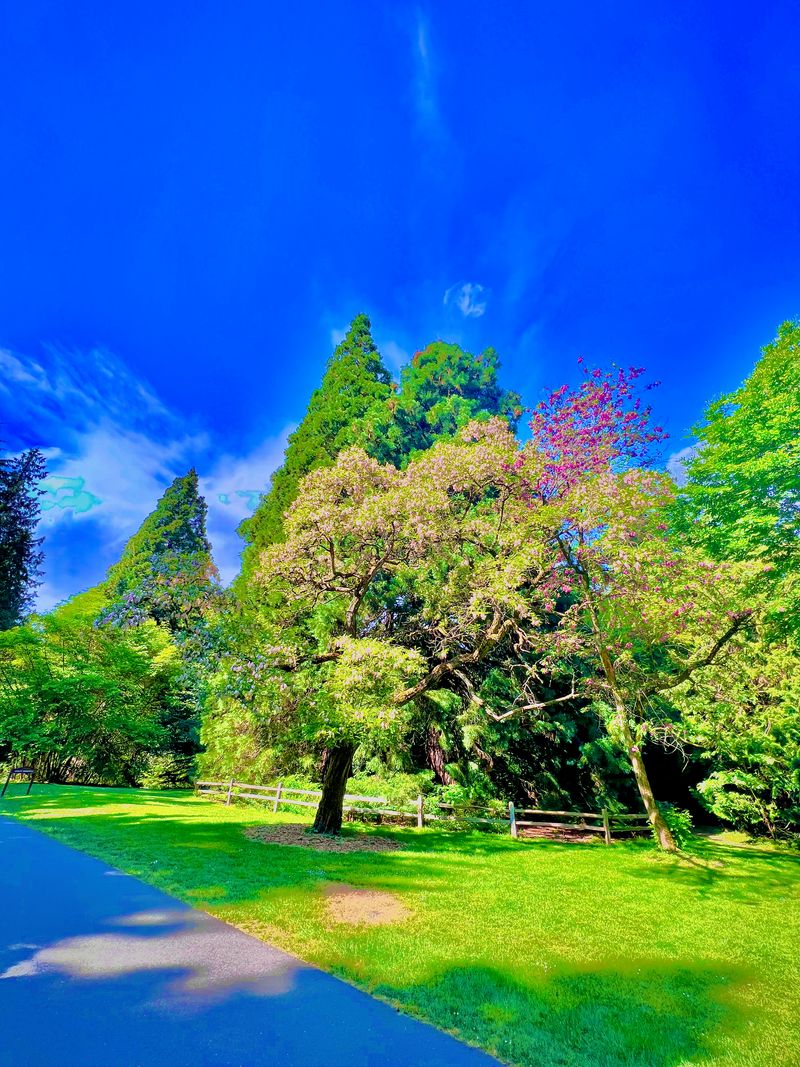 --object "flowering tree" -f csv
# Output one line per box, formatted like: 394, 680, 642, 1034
516, 369, 756, 850
247, 422, 544, 833
242, 366, 757, 847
